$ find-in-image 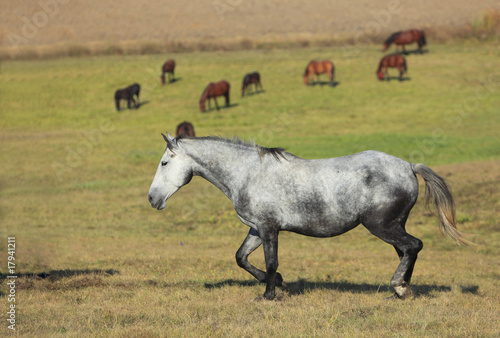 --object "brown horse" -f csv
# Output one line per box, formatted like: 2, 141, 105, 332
161, 59, 176, 84
383, 30, 426, 53
303, 60, 335, 86
241, 72, 263, 97
199, 80, 230, 112
176, 121, 195, 137
377, 54, 407, 81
